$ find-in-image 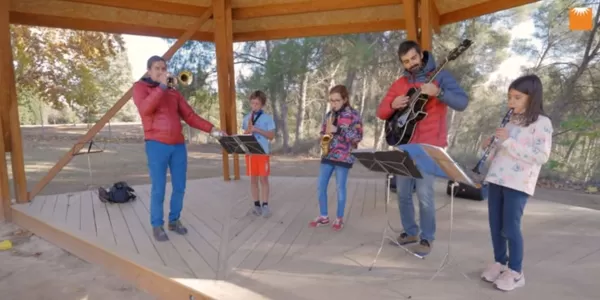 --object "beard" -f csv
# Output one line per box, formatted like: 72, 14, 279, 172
407, 63, 421, 73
